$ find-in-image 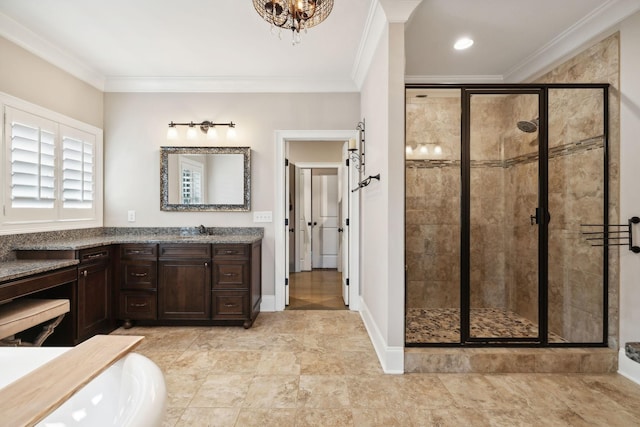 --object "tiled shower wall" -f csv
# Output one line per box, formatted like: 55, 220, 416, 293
405, 33, 619, 346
